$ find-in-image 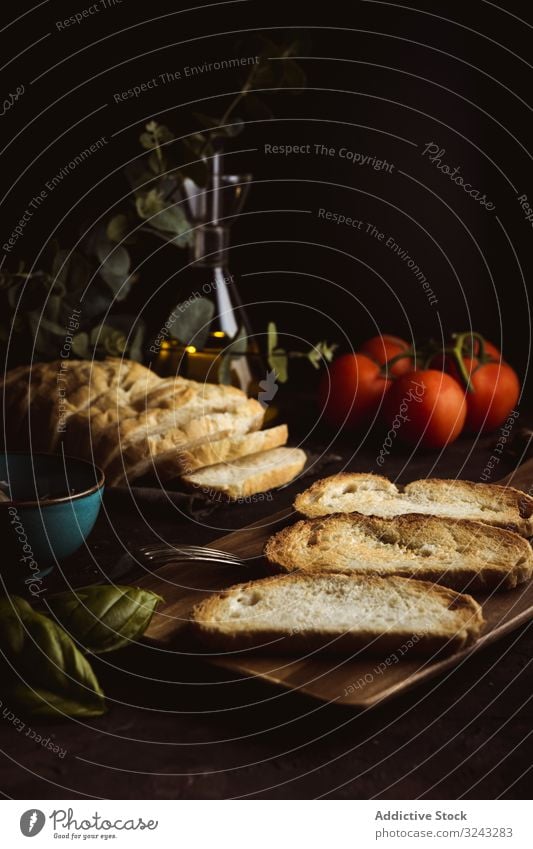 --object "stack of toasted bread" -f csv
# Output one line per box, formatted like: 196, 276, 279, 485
2, 358, 306, 493
191, 473, 533, 656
